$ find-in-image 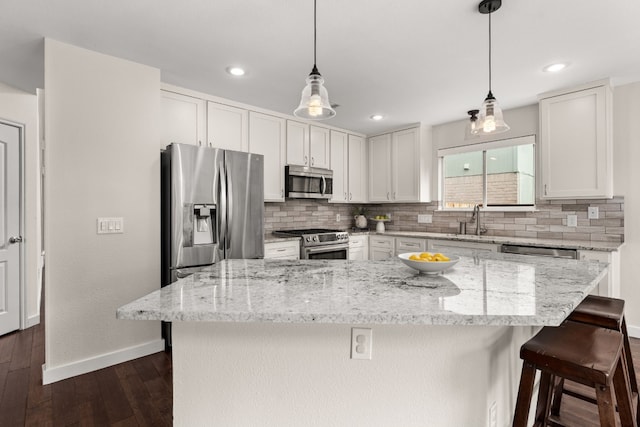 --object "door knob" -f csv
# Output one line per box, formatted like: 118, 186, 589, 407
9, 236, 23, 244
